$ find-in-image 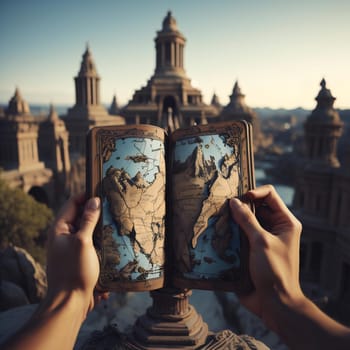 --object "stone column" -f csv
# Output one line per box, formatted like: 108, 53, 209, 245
161, 43, 165, 67
87, 79, 90, 105
126, 288, 208, 349
96, 78, 100, 105
171, 42, 175, 67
